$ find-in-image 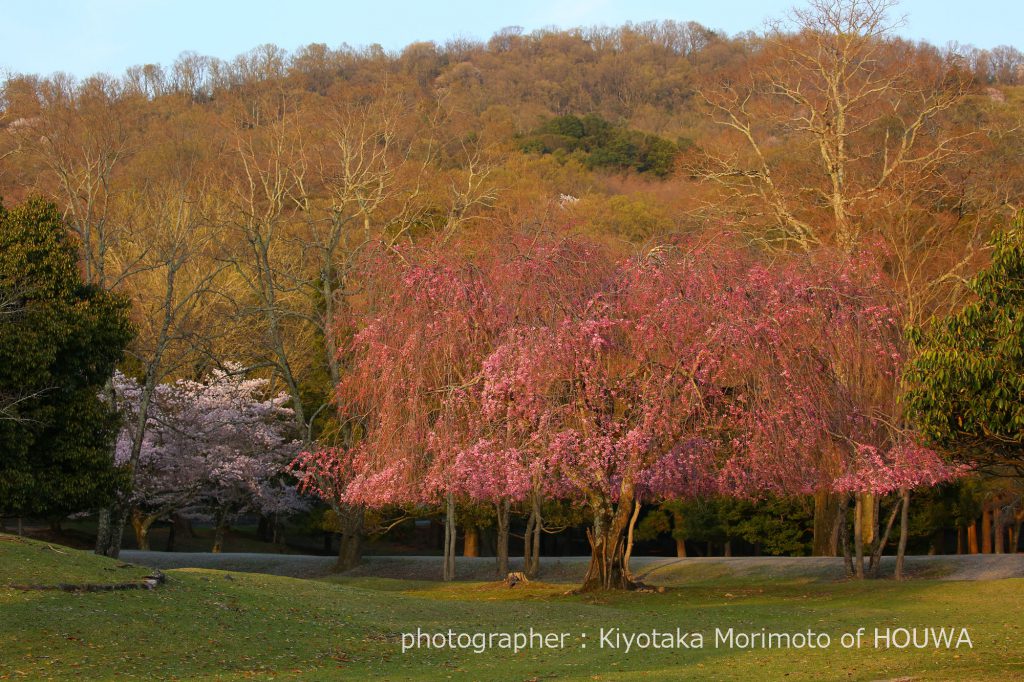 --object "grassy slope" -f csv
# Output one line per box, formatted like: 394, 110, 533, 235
1, 535, 1022, 681
0, 535, 152, 587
